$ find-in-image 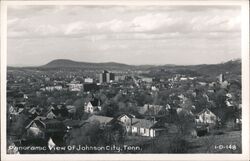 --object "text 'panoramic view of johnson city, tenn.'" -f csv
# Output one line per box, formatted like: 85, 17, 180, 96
6, 5, 242, 154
